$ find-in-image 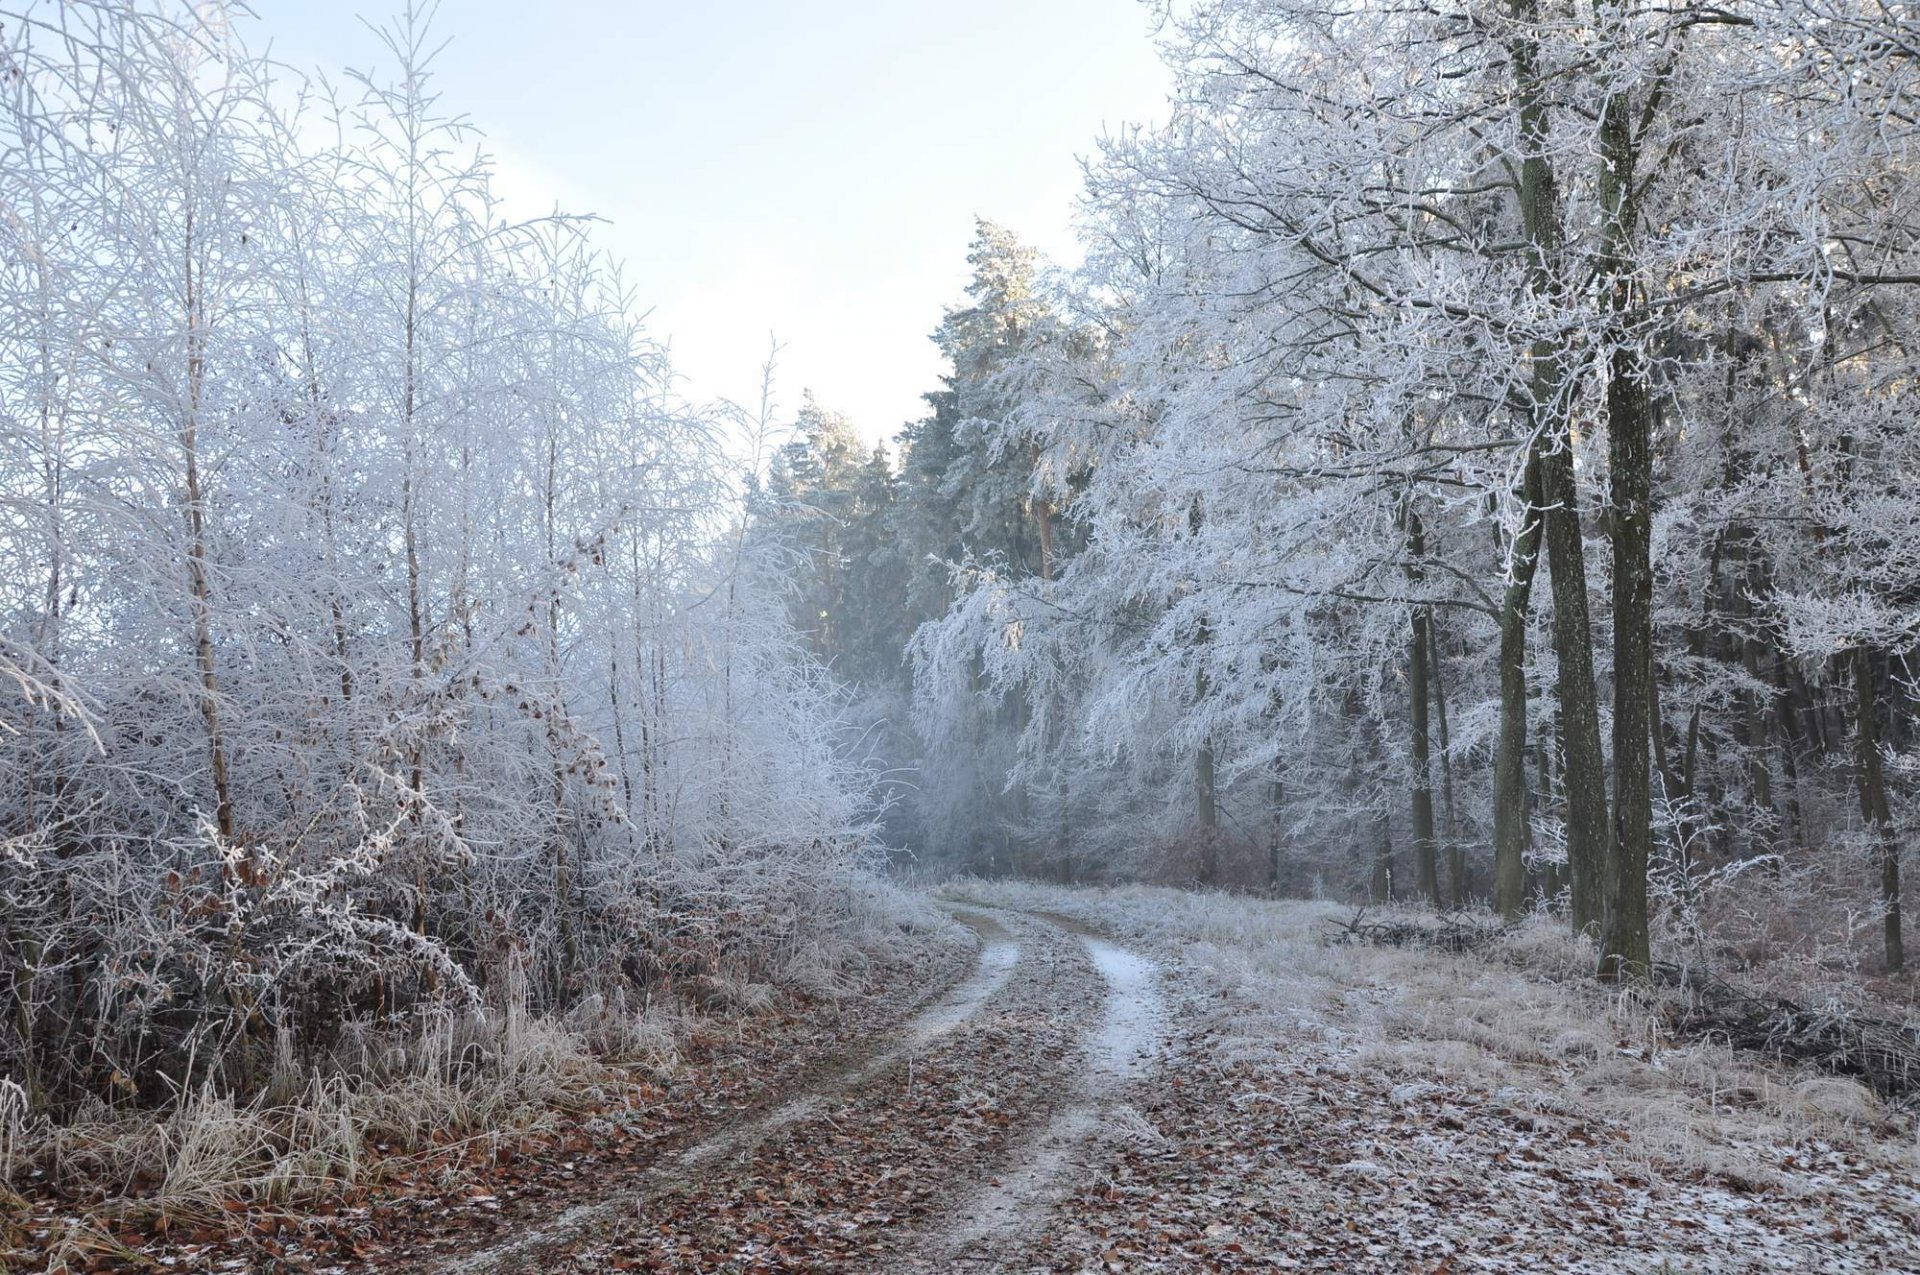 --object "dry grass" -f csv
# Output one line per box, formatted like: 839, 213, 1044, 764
940, 879, 1919, 1190
25, 992, 632, 1233
3, 871, 956, 1262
